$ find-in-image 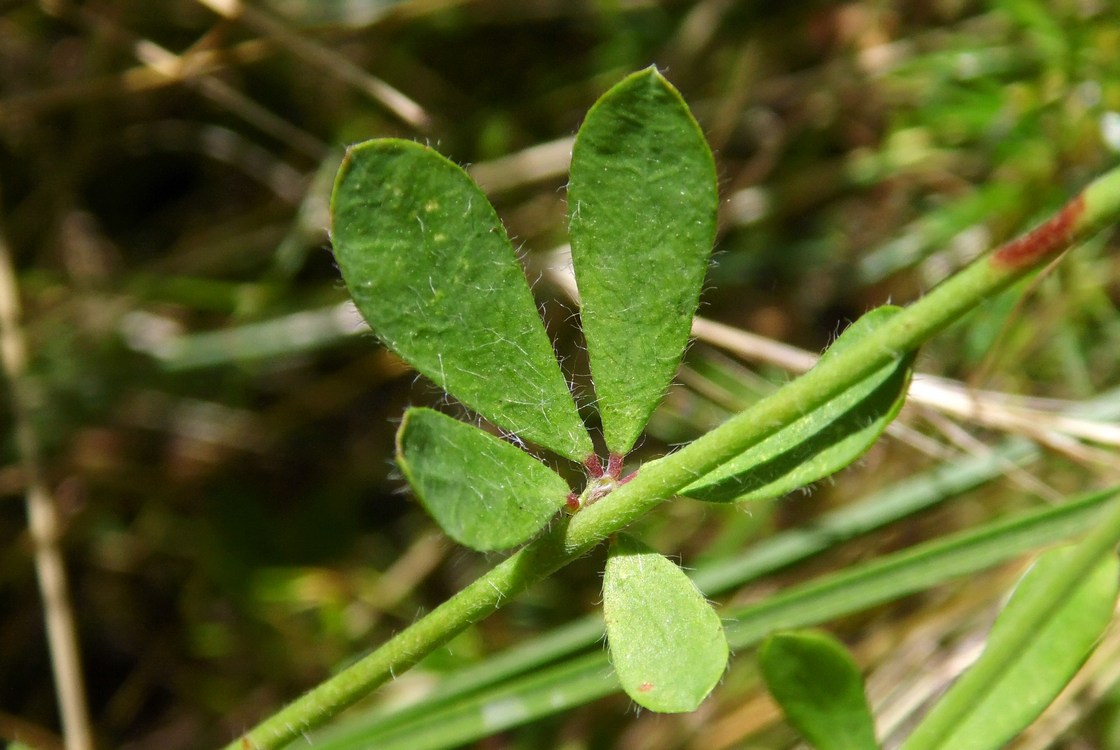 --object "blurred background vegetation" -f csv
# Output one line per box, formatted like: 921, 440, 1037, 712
2, 0, 1120, 748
